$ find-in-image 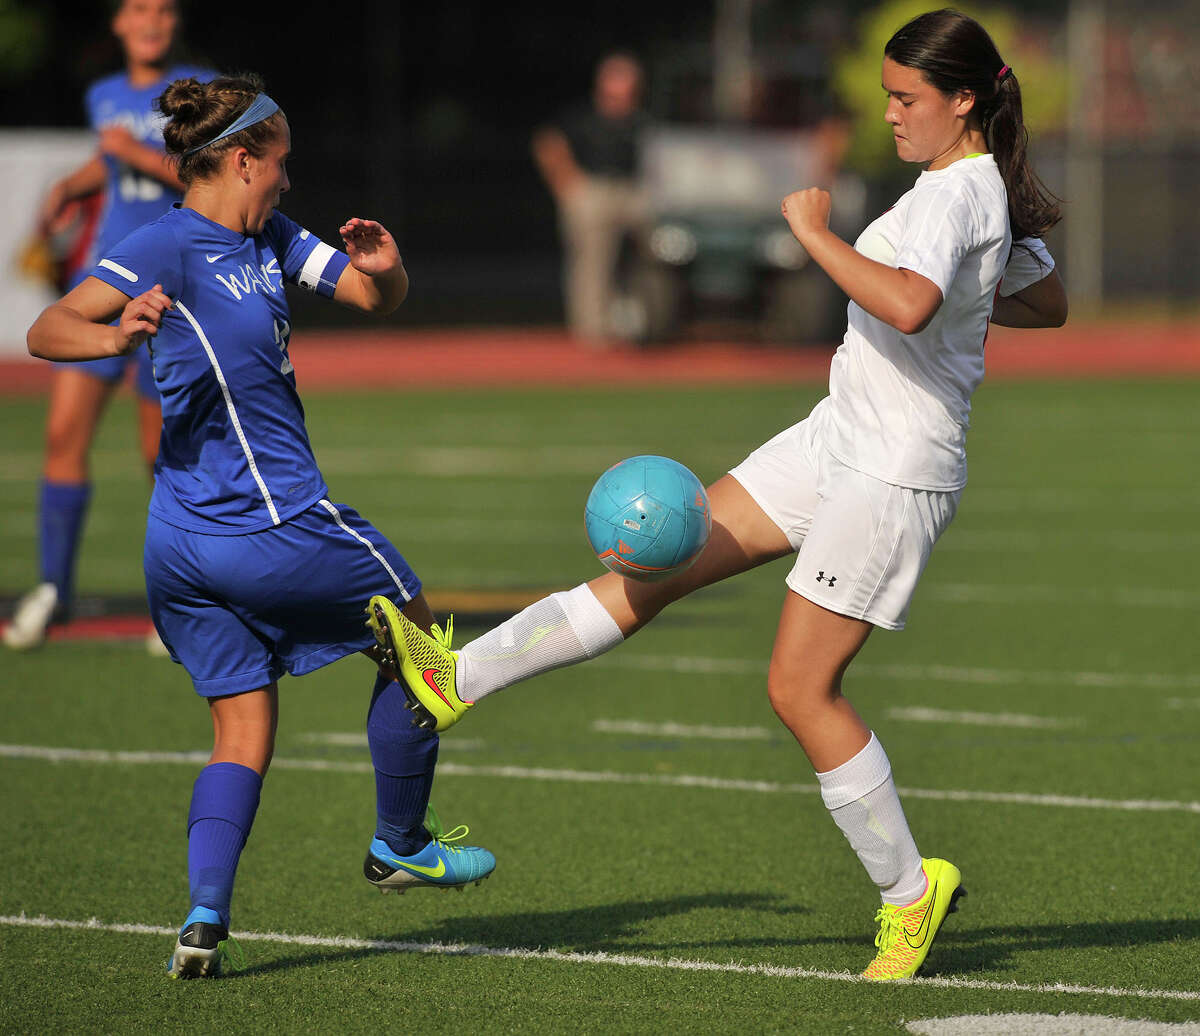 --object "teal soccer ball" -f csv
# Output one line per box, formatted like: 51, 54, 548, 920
584, 455, 712, 581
